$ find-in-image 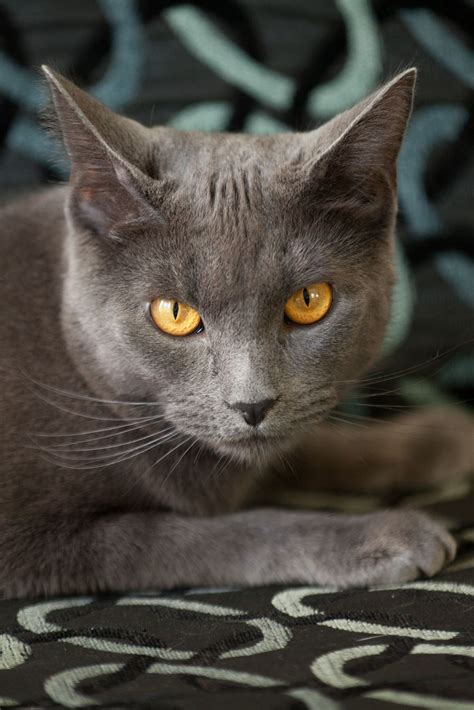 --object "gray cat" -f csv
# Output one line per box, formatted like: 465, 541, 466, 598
0, 66, 471, 599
